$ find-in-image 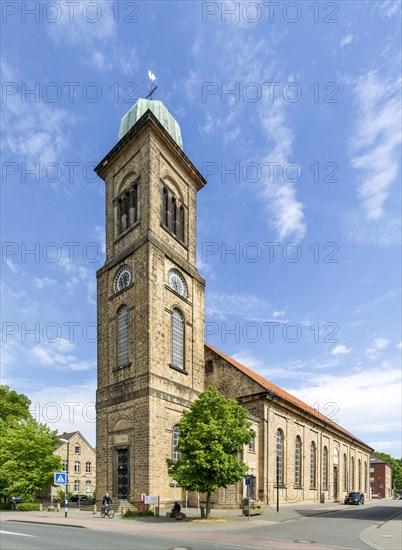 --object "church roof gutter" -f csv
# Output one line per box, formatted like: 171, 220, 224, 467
94, 109, 206, 191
